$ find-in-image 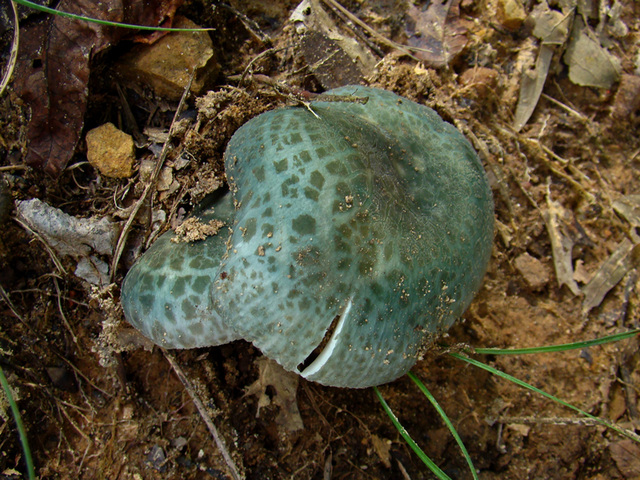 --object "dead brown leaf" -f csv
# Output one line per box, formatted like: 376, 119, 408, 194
370, 435, 392, 468
13, 0, 184, 175
404, 0, 469, 67
609, 439, 640, 478
245, 357, 304, 432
